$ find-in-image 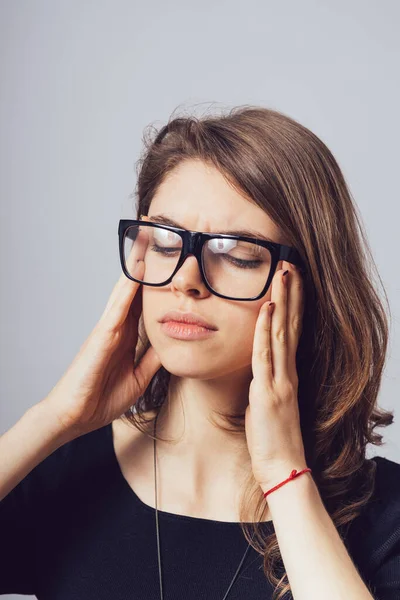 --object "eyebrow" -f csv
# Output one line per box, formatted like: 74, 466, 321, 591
147, 215, 276, 243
